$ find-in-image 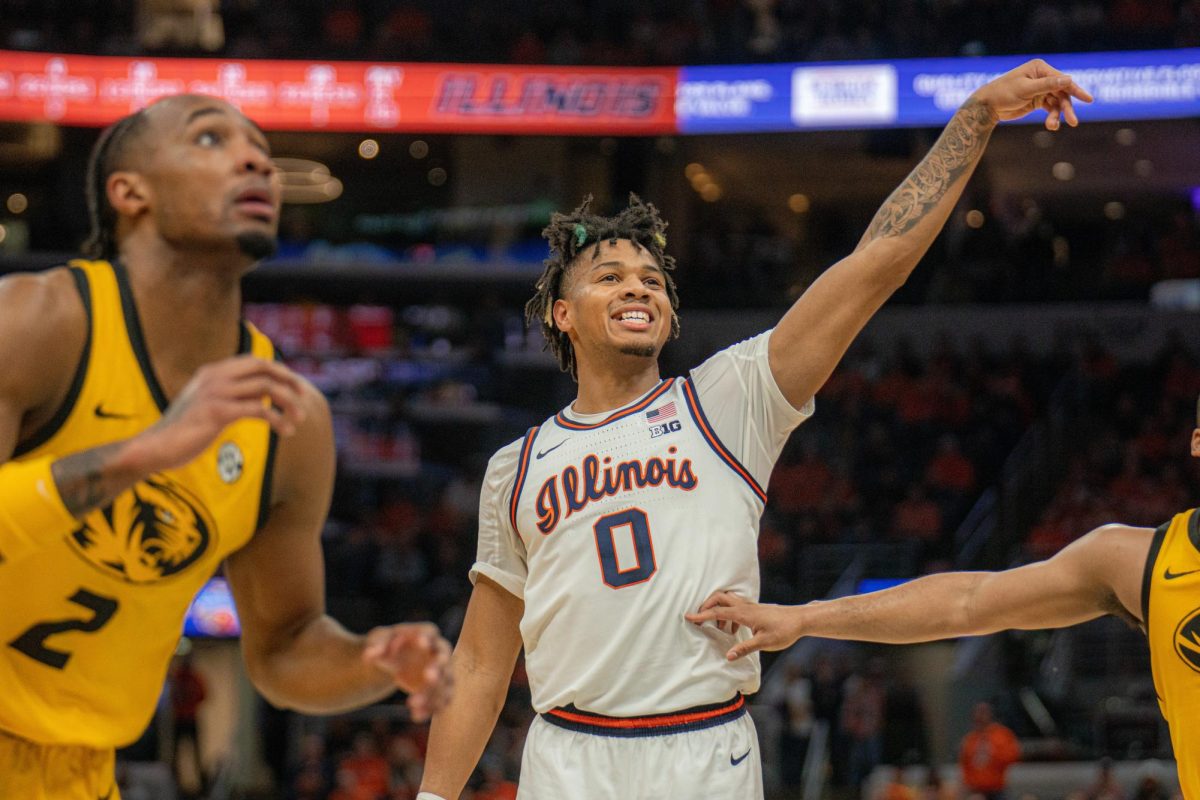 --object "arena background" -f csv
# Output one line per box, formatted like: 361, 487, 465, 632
1, 1, 1198, 798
